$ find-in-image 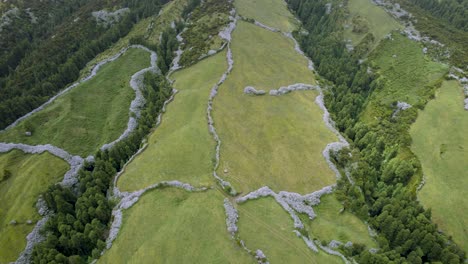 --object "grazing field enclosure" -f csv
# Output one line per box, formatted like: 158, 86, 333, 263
0, 48, 151, 157
411, 80, 468, 252
0, 150, 69, 263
